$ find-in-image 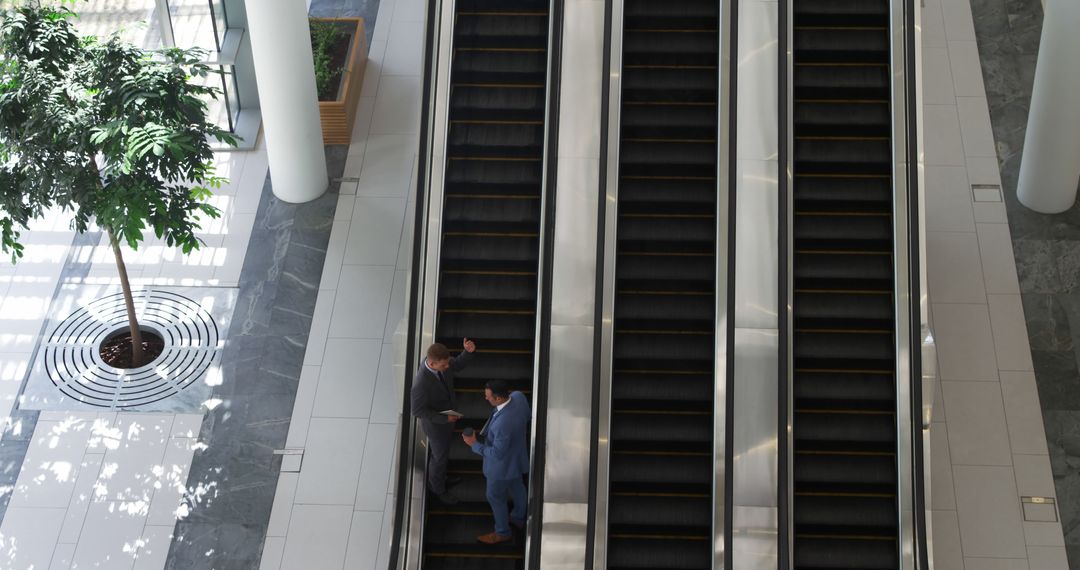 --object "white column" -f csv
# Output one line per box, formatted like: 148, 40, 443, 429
244, 0, 328, 203
1016, 0, 1080, 214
